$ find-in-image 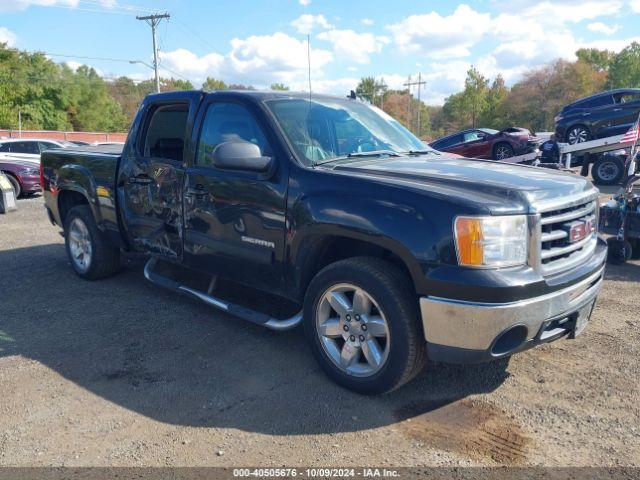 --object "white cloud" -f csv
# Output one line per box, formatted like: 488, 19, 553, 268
0, 26, 16, 46
317, 29, 389, 64
587, 22, 621, 35
298, 0, 311, 5
387, 5, 491, 58
0, 0, 116, 11
159, 32, 333, 87
64, 60, 103, 76
581, 36, 640, 52
291, 76, 359, 95
517, 0, 623, 25
290, 14, 333, 34
361, 18, 374, 26
160, 48, 225, 76
632, 0, 640, 13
